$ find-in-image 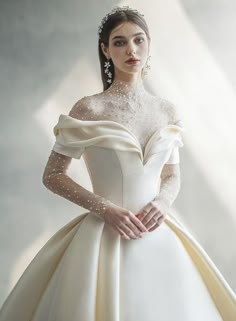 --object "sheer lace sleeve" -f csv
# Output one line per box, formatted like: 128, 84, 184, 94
42, 97, 115, 219
164, 98, 184, 165
153, 163, 181, 213
153, 98, 184, 214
